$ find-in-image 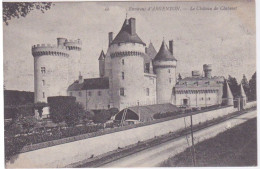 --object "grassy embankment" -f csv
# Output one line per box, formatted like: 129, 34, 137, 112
161, 118, 257, 167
